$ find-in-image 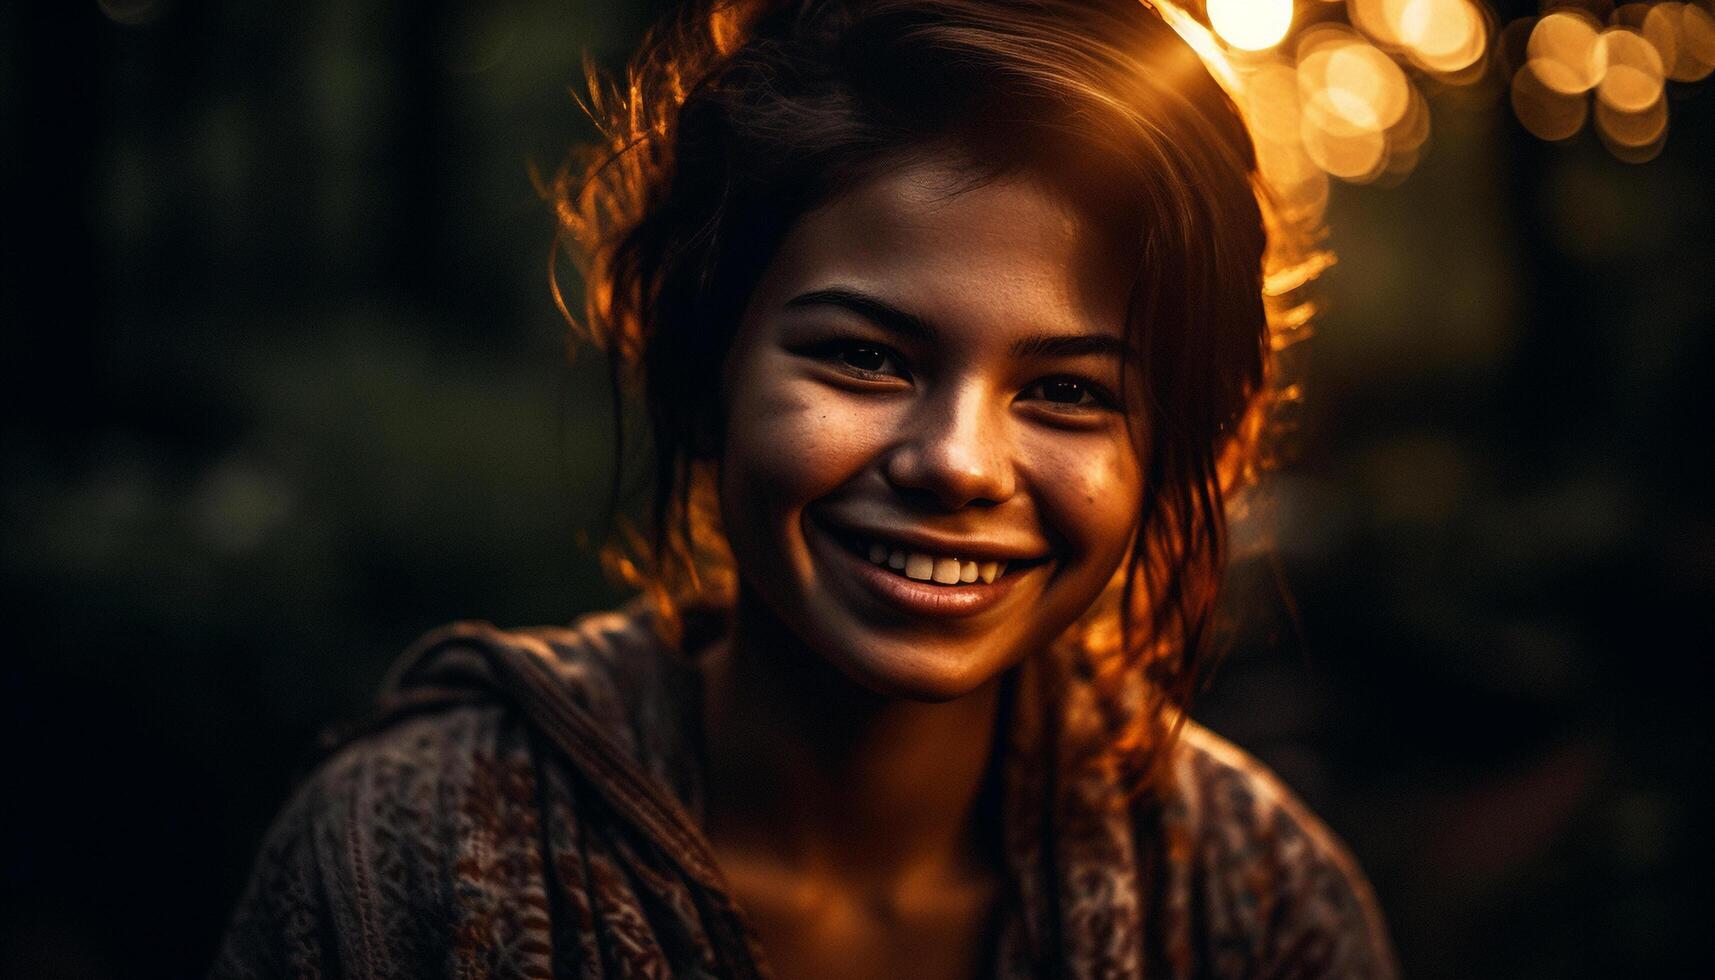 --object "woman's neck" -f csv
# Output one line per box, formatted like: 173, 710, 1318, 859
698, 589, 1005, 894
